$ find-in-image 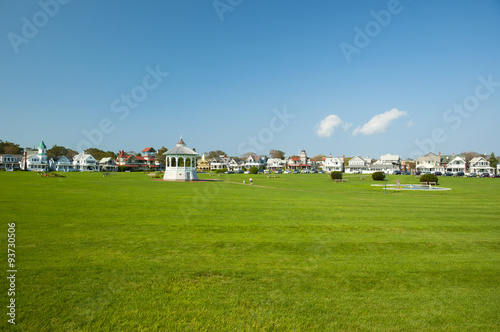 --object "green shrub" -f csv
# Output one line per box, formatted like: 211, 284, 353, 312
372, 172, 385, 181
215, 168, 227, 174
330, 171, 343, 180
118, 166, 131, 172
249, 166, 259, 174
420, 174, 438, 184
